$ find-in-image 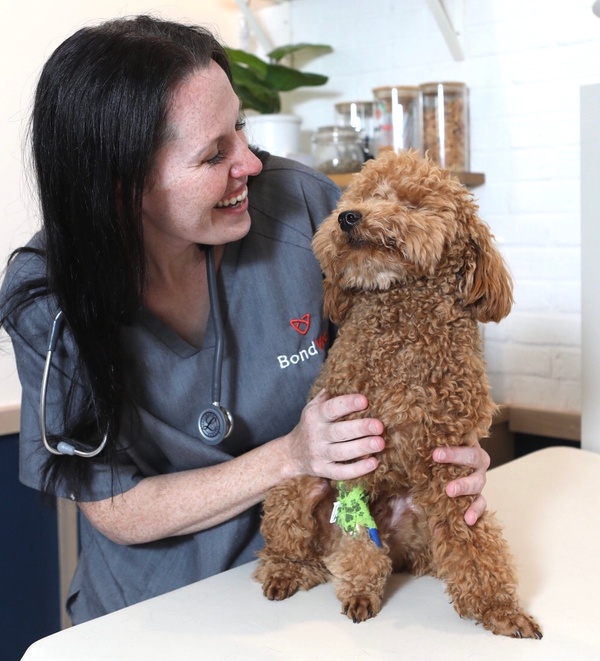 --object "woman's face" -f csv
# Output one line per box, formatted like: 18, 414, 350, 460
141, 61, 263, 254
